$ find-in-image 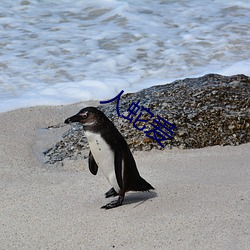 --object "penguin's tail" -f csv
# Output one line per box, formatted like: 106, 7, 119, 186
132, 176, 154, 192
